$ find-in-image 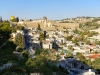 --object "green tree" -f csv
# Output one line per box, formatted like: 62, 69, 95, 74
37, 24, 41, 31
76, 53, 85, 60
29, 19, 32, 21
73, 28, 79, 33
25, 49, 68, 75
38, 32, 44, 41
92, 58, 100, 69
14, 33, 25, 49
22, 50, 29, 58
16, 17, 19, 22
66, 35, 73, 41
